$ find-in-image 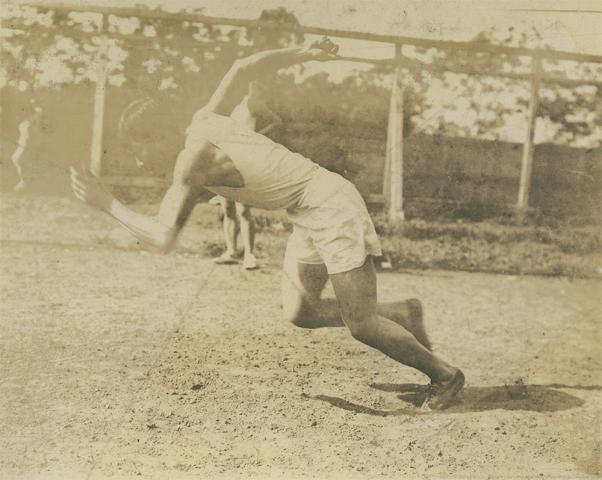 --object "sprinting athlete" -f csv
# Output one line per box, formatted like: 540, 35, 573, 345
70, 37, 464, 409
